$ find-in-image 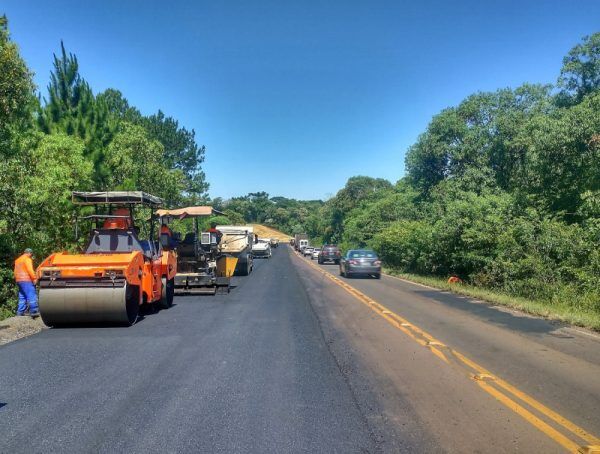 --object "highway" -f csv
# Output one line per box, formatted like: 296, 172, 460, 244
0, 246, 599, 453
